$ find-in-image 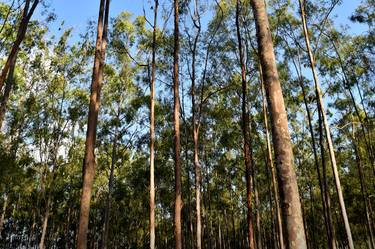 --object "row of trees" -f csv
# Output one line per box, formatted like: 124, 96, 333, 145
0, 0, 374, 248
